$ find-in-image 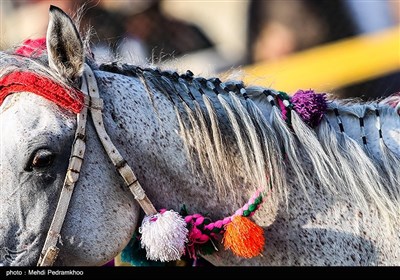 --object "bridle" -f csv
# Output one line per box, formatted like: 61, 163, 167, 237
37, 64, 158, 266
